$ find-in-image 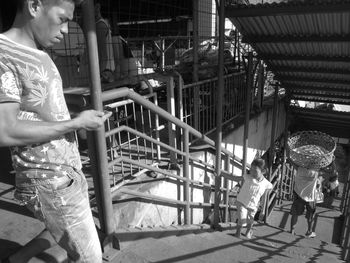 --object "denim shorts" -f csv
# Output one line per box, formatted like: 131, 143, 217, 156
14, 169, 102, 262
